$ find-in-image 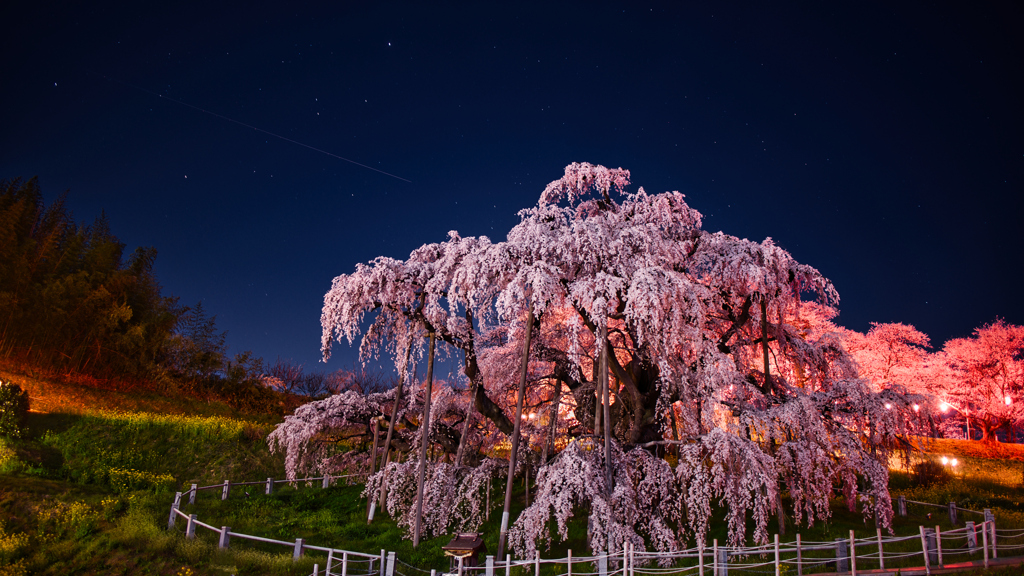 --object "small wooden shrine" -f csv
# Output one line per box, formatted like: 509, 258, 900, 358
441, 532, 486, 571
